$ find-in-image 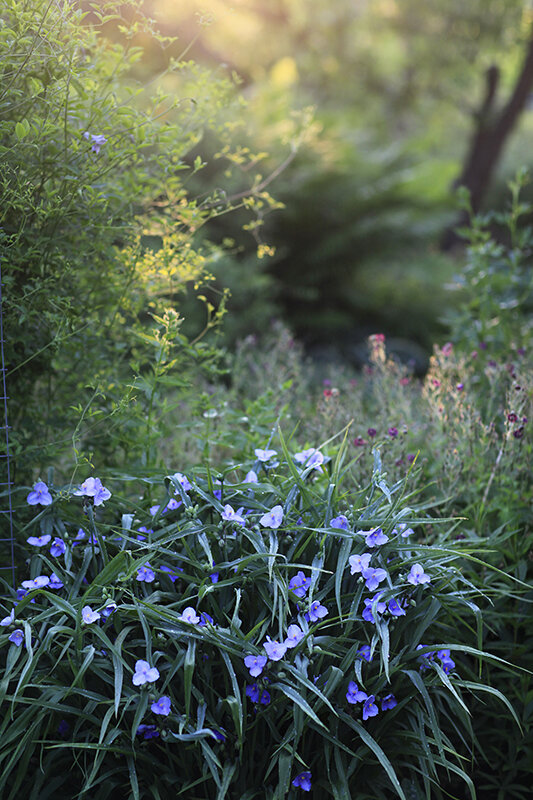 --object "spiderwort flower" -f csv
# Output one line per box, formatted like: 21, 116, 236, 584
164, 498, 181, 512
362, 566, 388, 591
437, 649, 456, 674
362, 694, 379, 720
198, 612, 214, 627
365, 527, 389, 547
259, 505, 283, 529
82, 605, 101, 624
0, 608, 15, 626
246, 683, 261, 703
244, 469, 258, 484
74, 477, 111, 505
132, 659, 159, 686
346, 681, 368, 704
295, 448, 324, 471
388, 597, 406, 617
407, 563, 431, 585
8, 629, 24, 647
49, 537, 66, 557
362, 595, 386, 623
244, 654, 268, 677
357, 644, 373, 662
349, 552, 372, 574
284, 624, 304, 649
263, 636, 287, 661
26, 481, 53, 506
170, 472, 192, 492
292, 771, 312, 792
136, 724, 159, 739
178, 607, 200, 625
221, 504, 245, 525
306, 600, 328, 622
330, 514, 348, 530
101, 602, 117, 619
254, 448, 277, 462
21, 575, 50, 591
151, 695, 171, 716
289, 571, 311, 598
49, 572, 64, 590
27, 534, 51, 547
381, 693, 397, 710
160, 565, 181, 581
136, 564, 155, 583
